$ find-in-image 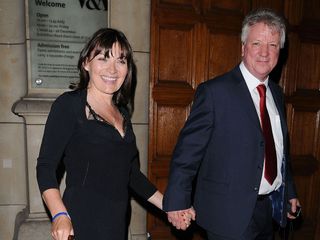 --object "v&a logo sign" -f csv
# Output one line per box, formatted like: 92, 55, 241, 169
79, 0, 108, 11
